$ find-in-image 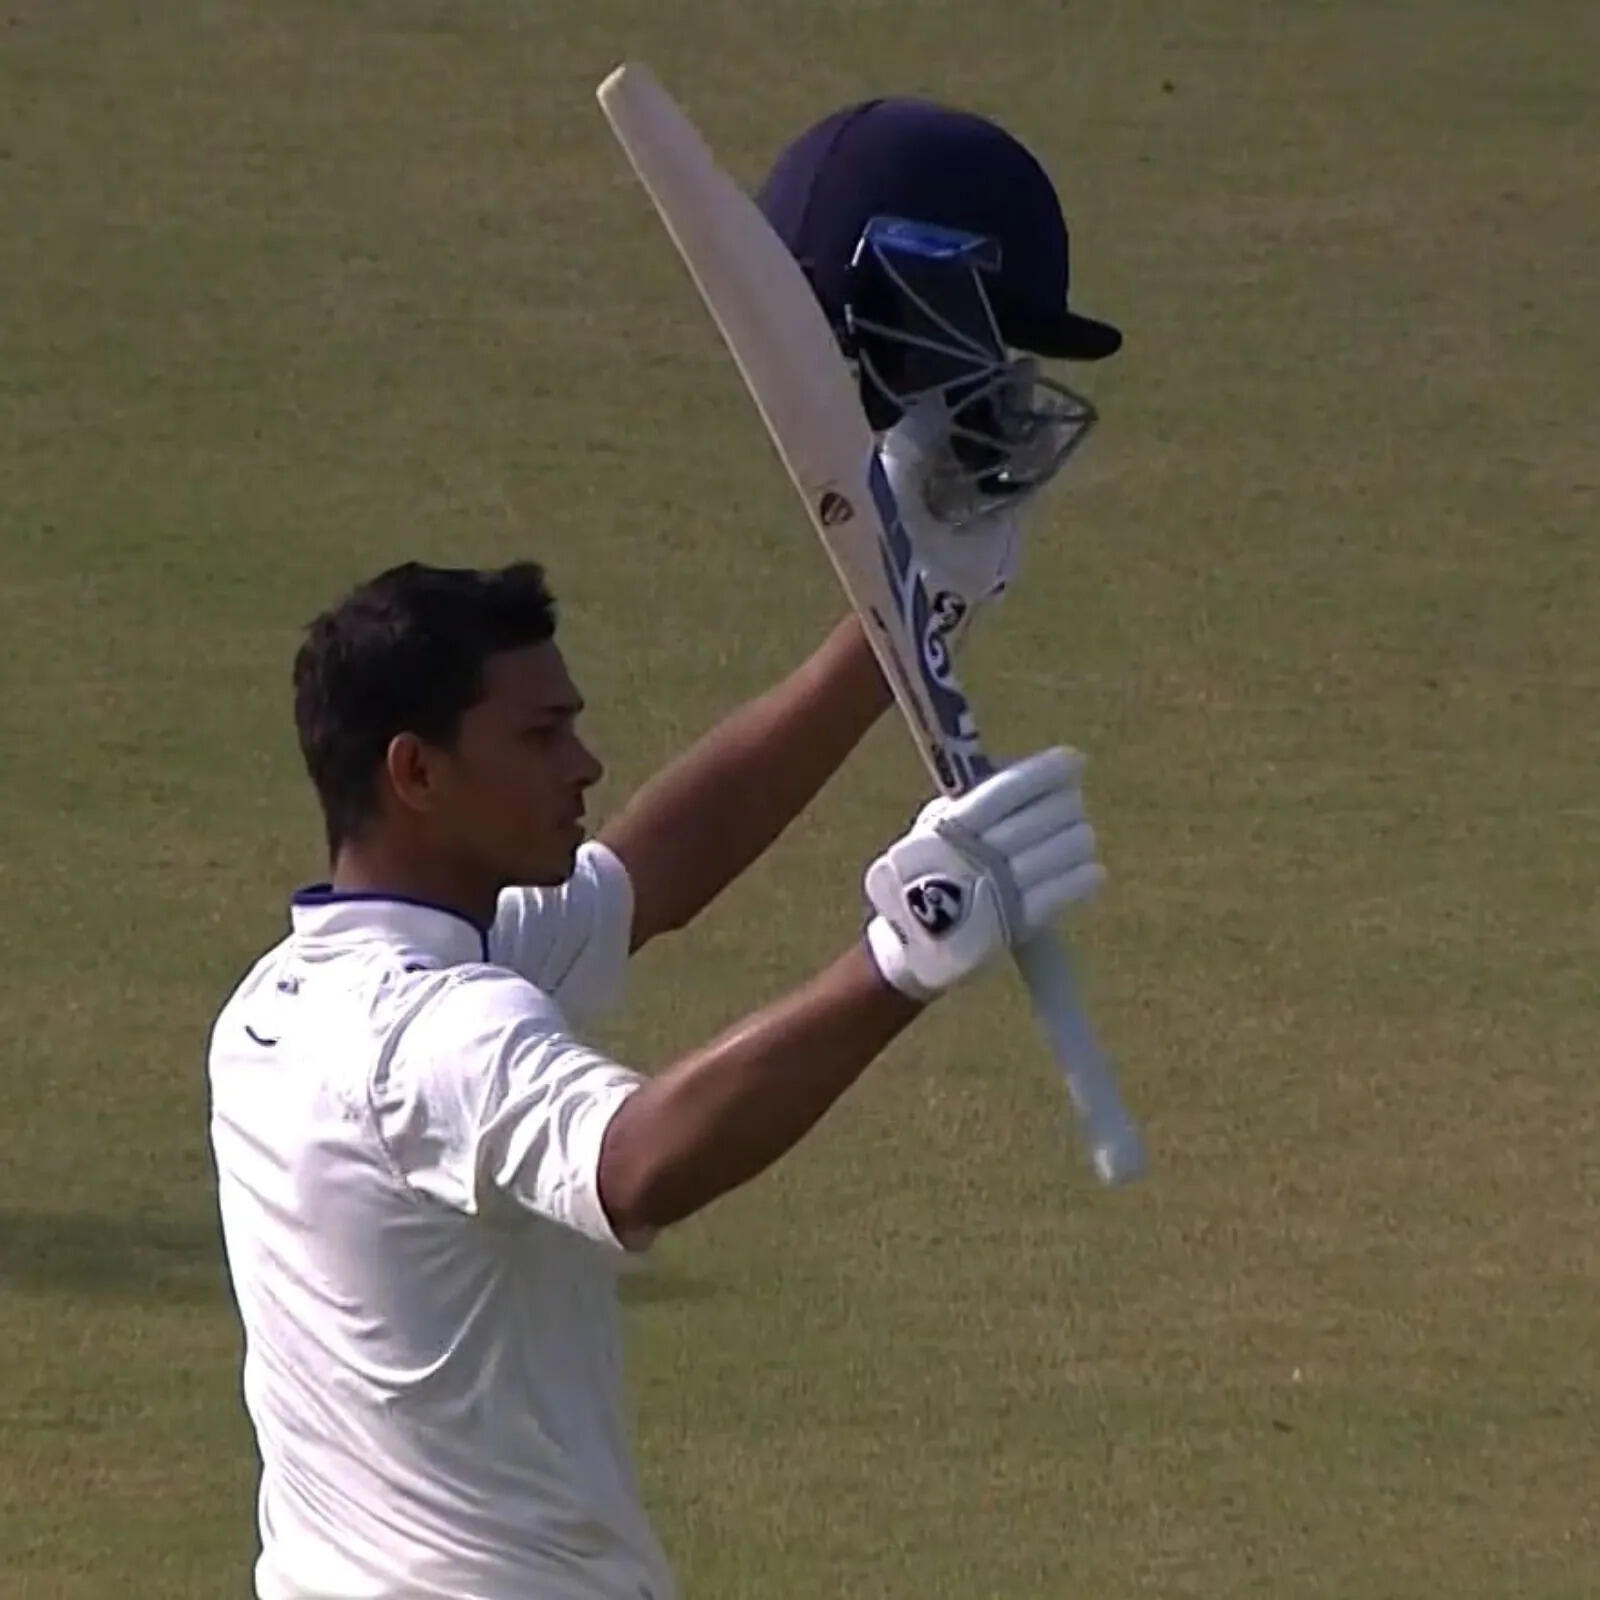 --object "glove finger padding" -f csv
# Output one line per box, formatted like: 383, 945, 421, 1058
946, 747, 1084, 832
979, 788, 1087, 858
1008, 823, 1098, 891
1021, 862, 1107, 929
